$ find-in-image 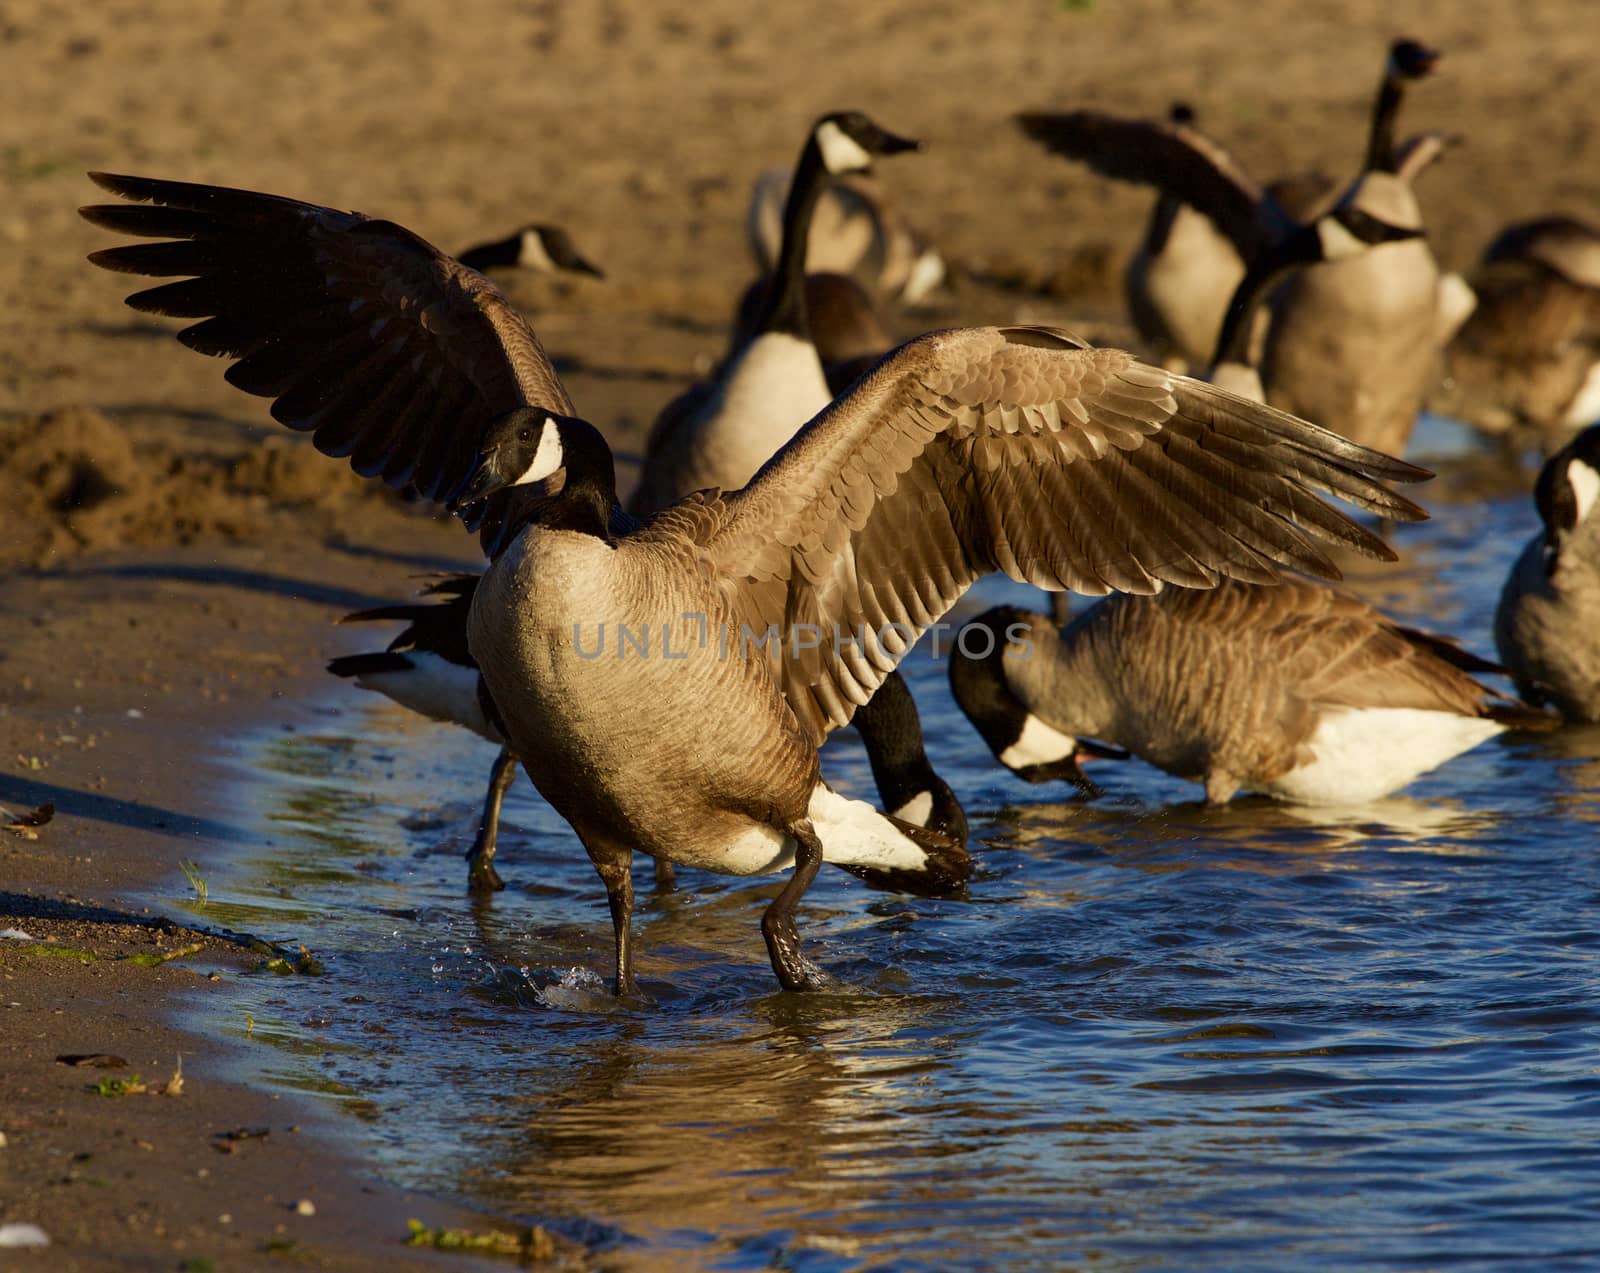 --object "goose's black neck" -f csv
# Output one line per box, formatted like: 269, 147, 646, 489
1209, 225, 1321, 371
537, 416, 621, 541
1364, 73, 1405, 173
750, 132, 831, 341
1143, 193, 1184, 256
457, 235, 518, 273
